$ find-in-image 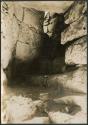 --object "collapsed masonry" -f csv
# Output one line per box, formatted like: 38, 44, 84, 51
1, 1, 87, 124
